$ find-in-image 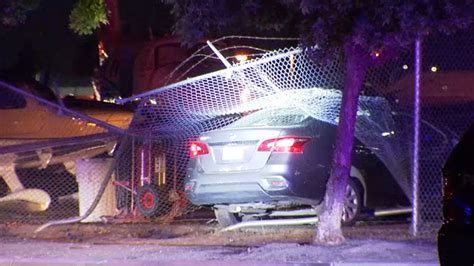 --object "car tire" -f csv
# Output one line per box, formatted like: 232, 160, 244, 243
136, 184, 167, 217
341, 178, 363, 226
214, 207, 241, 227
